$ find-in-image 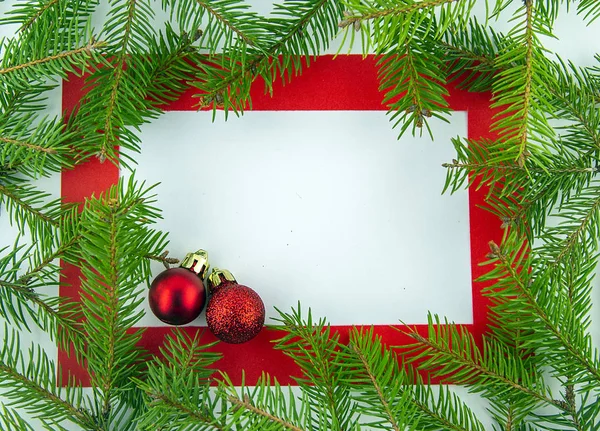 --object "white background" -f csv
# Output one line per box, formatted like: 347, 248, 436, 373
133, 110, 470, 326
1, 1, 600, 430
